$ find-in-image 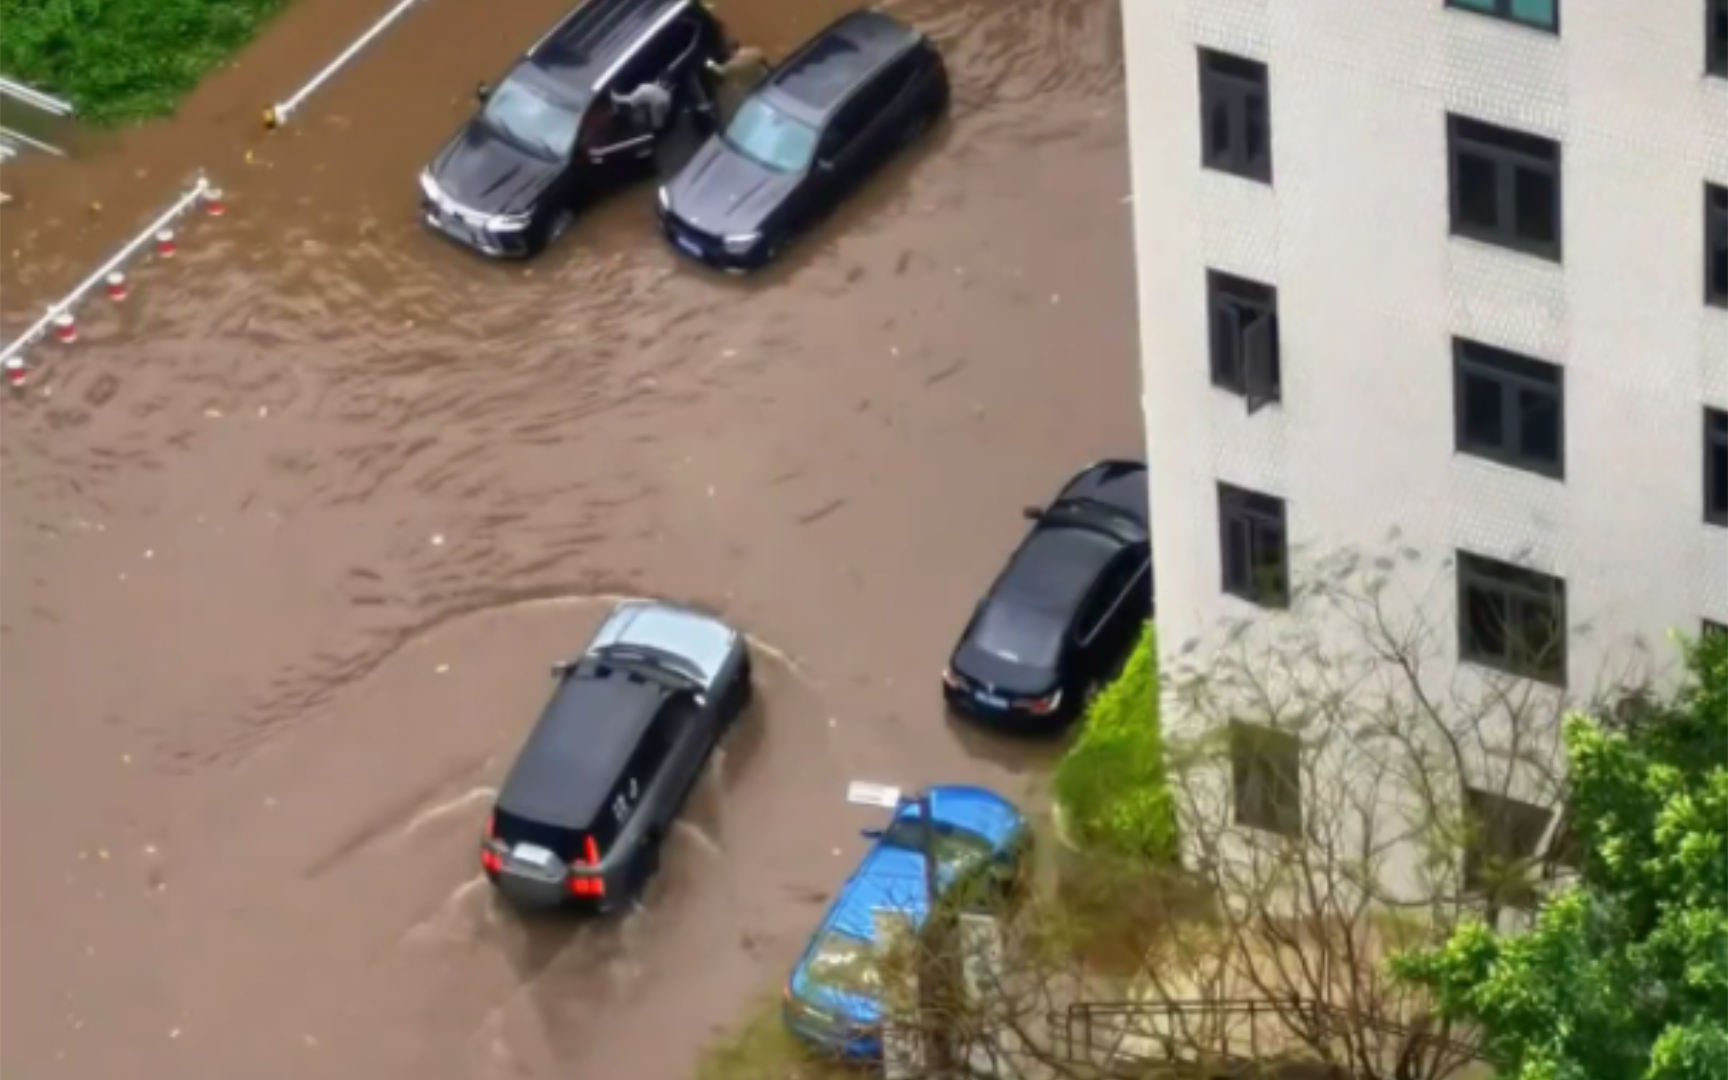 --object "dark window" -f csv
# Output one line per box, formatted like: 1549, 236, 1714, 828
1704, 619, 1728, 638
1711, 0, 1728, 77
1708, 184, 1728, 307
1707, 407, 1728, 527
1218, 484, 1290, 608
1230, 722, 1302, 838
1457, 551, 1569, 685
1445, 0, 1559, 33
1463, 787, 1555, 903
1207, 270, 1281, 411
1448, 115, 1563, 261
1453, 338, 1565, 477
1198, 49, 1272, 183
1076, 553, 1147, 646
